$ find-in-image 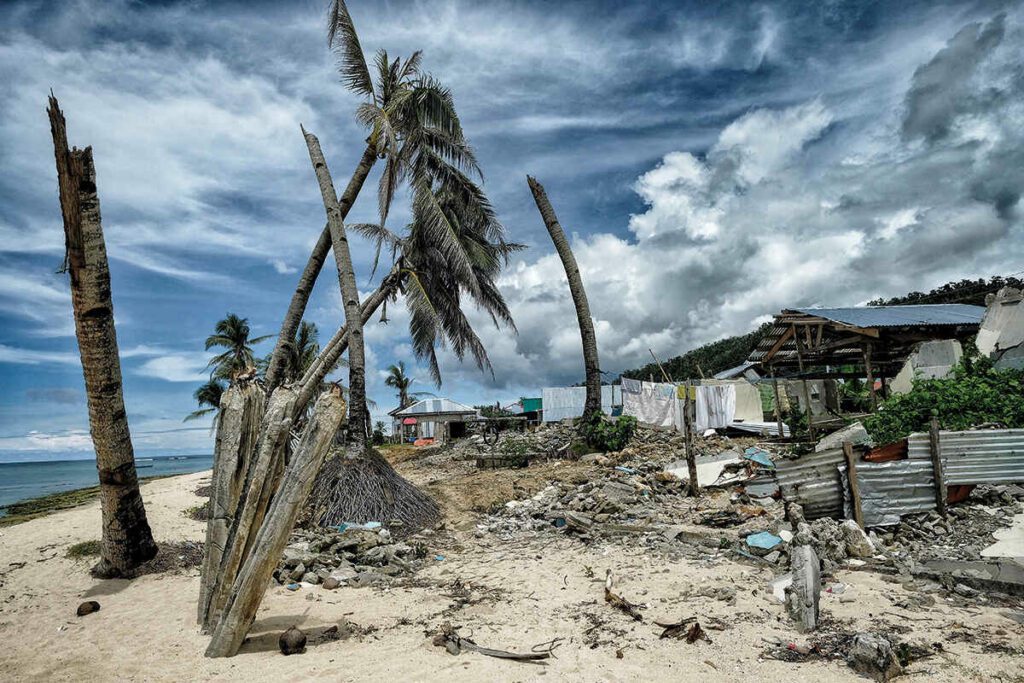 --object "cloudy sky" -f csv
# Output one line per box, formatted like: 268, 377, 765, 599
1, 0, 1022, 461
